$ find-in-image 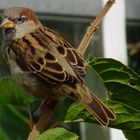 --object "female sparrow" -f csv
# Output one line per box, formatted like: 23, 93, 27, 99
0, 7, 115, 126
